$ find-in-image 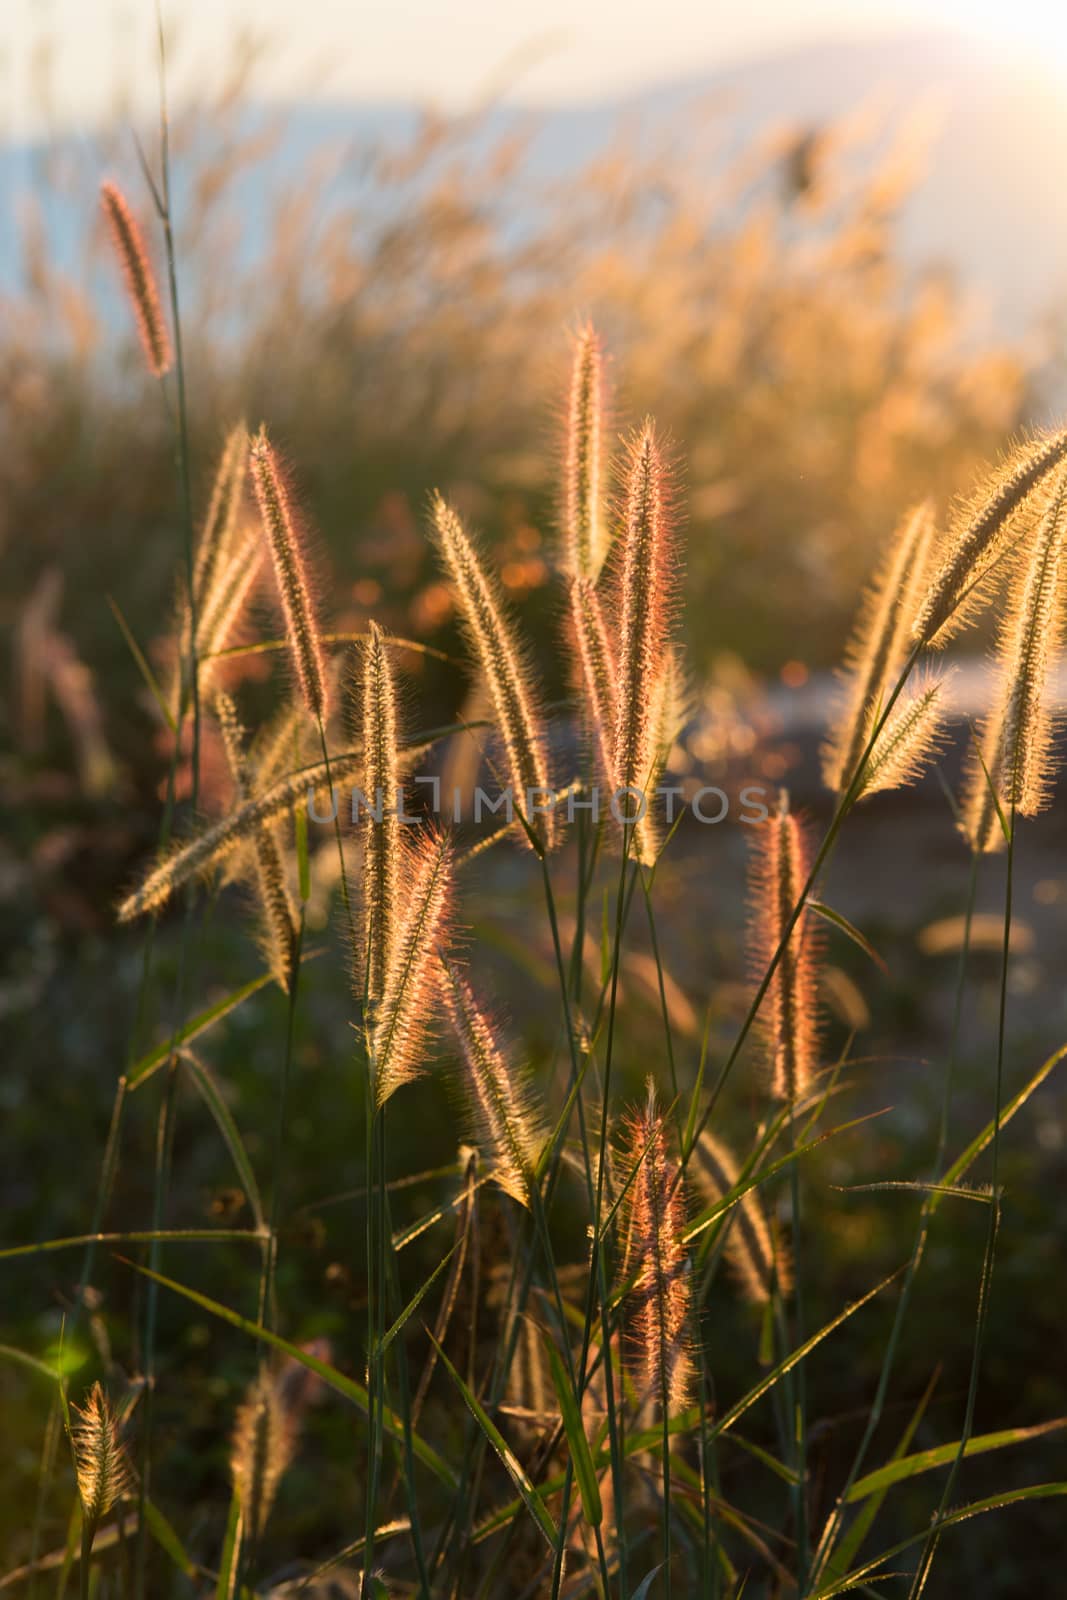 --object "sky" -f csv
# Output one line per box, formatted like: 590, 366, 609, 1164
6, 0, 1067, 137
